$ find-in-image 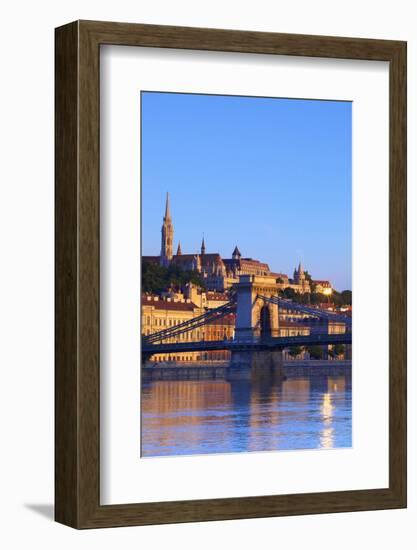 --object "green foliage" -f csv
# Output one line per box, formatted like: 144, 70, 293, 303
341, 290, 352, 305
142, 260, 206, 294
309, 292, 328, 304
307, 345, 324, 360
288, 345, 303, 357
290, 292, 304, 304
281, 286, 352, 308
331, 289, 352, 306
282, 287, 296, 299
293, 291, 323, 304
333, 344, 345, 357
